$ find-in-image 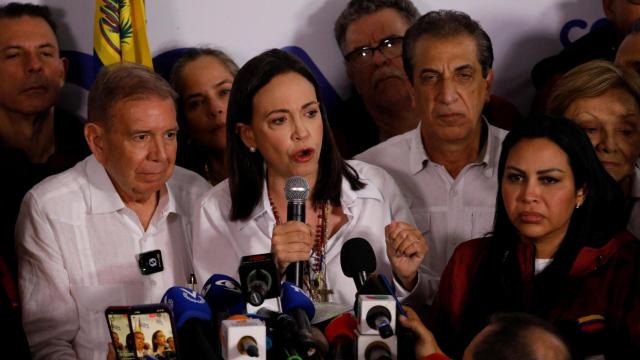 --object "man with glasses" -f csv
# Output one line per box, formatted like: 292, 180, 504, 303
357, 10, 507, 306
333, 0, 420, 157
531, 0, 640, 112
